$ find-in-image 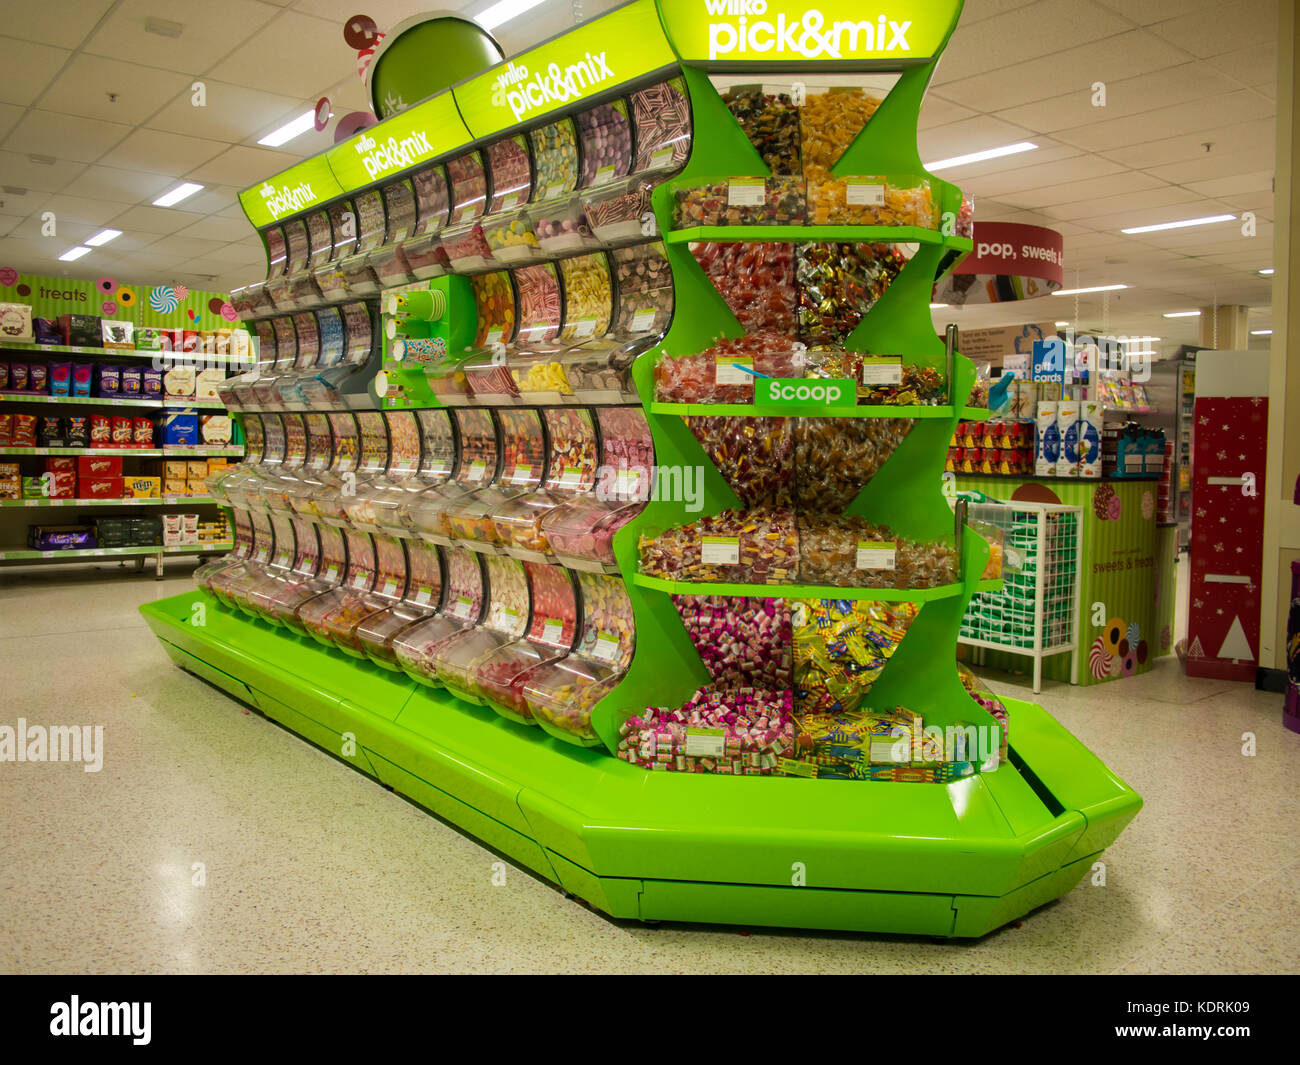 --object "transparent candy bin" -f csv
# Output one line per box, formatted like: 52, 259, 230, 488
806, 173, 936, 229
445, 485, 525, 550
541, 497, 643, 568
268, 572, 343, 635
393, 612, 477, 687
463, 348, 520, 402
482, 210, 541, 263
402, 481, 474, 544
246, 569, 311, 623
490, 490, 568, 558
194, 555, 244, 593
580, 176, 656, 246
297, 582, 376, 651
564, 337, 651, 402
473, 642, 561, 720
356, 603, 435, 670
426, 351, 476, 405
200, 558, 255, 603
527, 194, 598, 253
509, 348, 576, 402
401, 233, 448, 280
523, 660, 620, 742
429, 627, 519, 692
